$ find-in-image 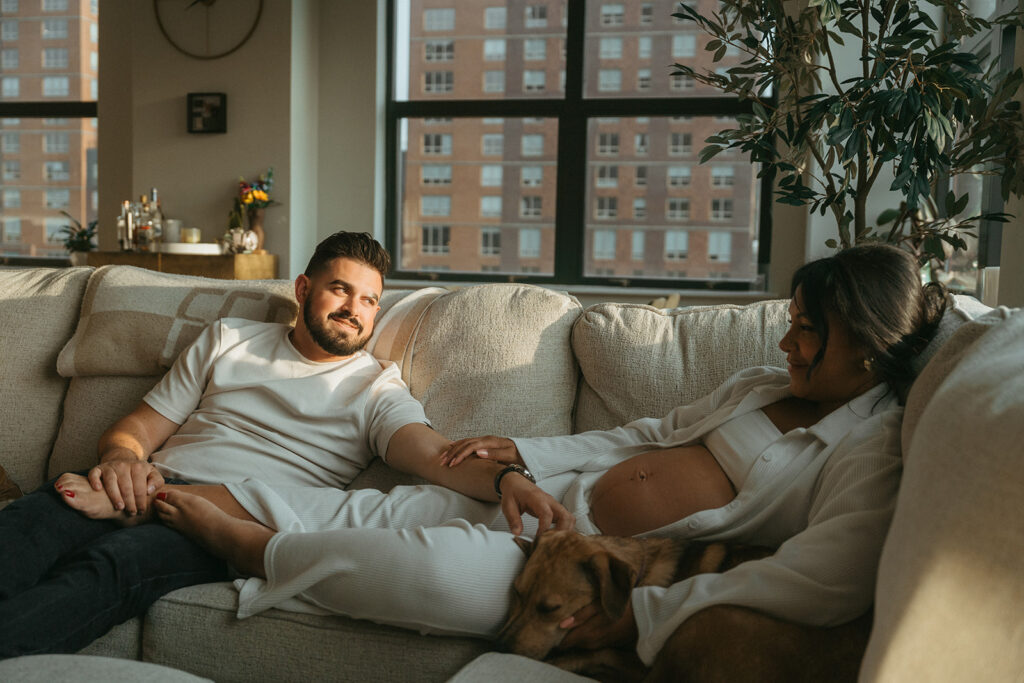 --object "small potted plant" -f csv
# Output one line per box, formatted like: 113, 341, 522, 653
58, 210, 98, 265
